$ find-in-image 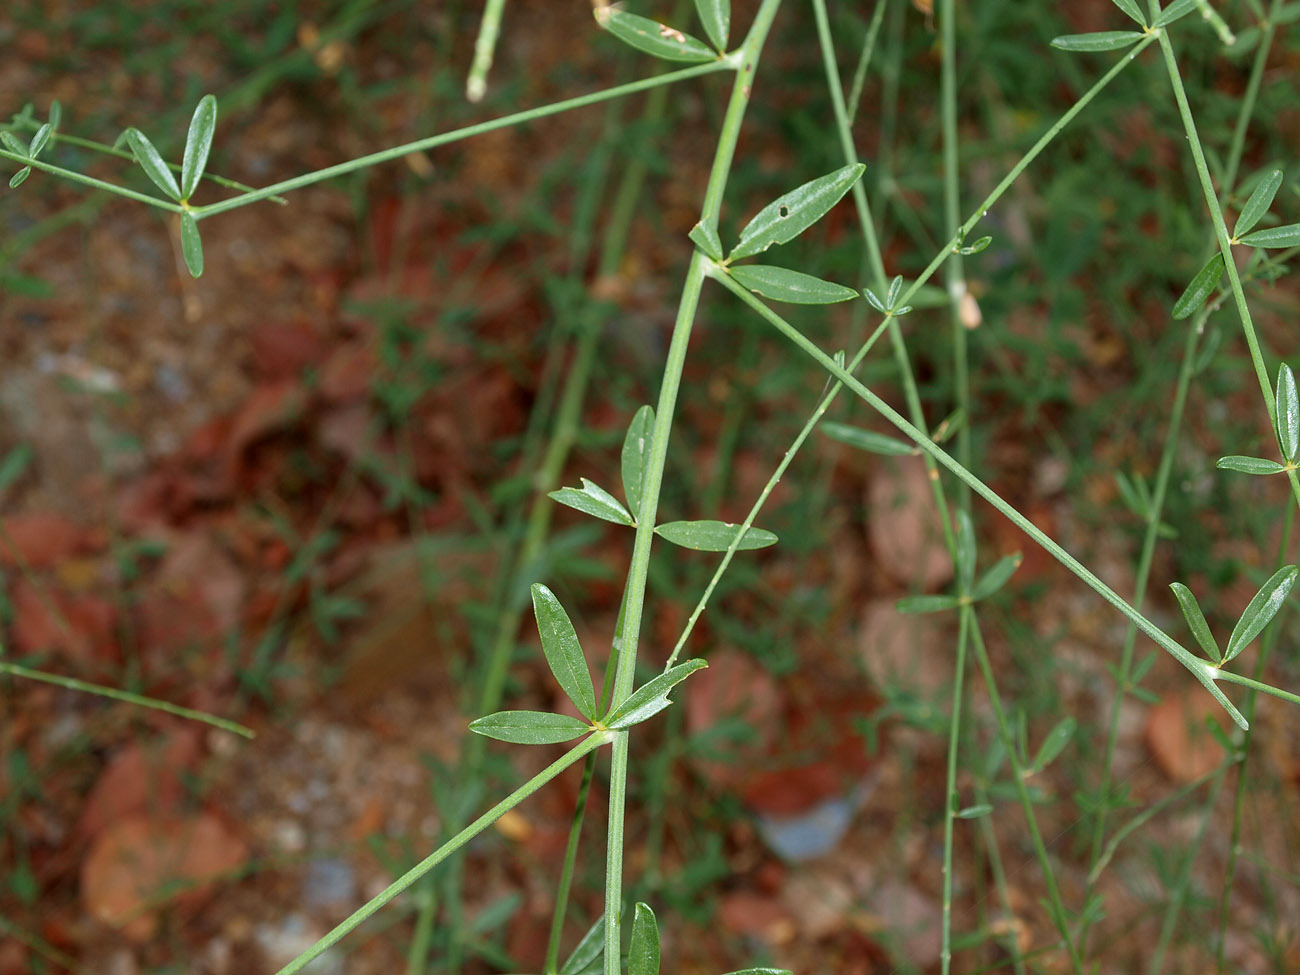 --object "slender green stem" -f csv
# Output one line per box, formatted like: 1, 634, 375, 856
846, 0, 889, 125
0, 661, 253, 738
195, 60, 730, 218
941, 608, 972, 975
466, 0, 509, 102
710, 267, 1252, 728
275, 732, 609, 975
0, 150, 185, 211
